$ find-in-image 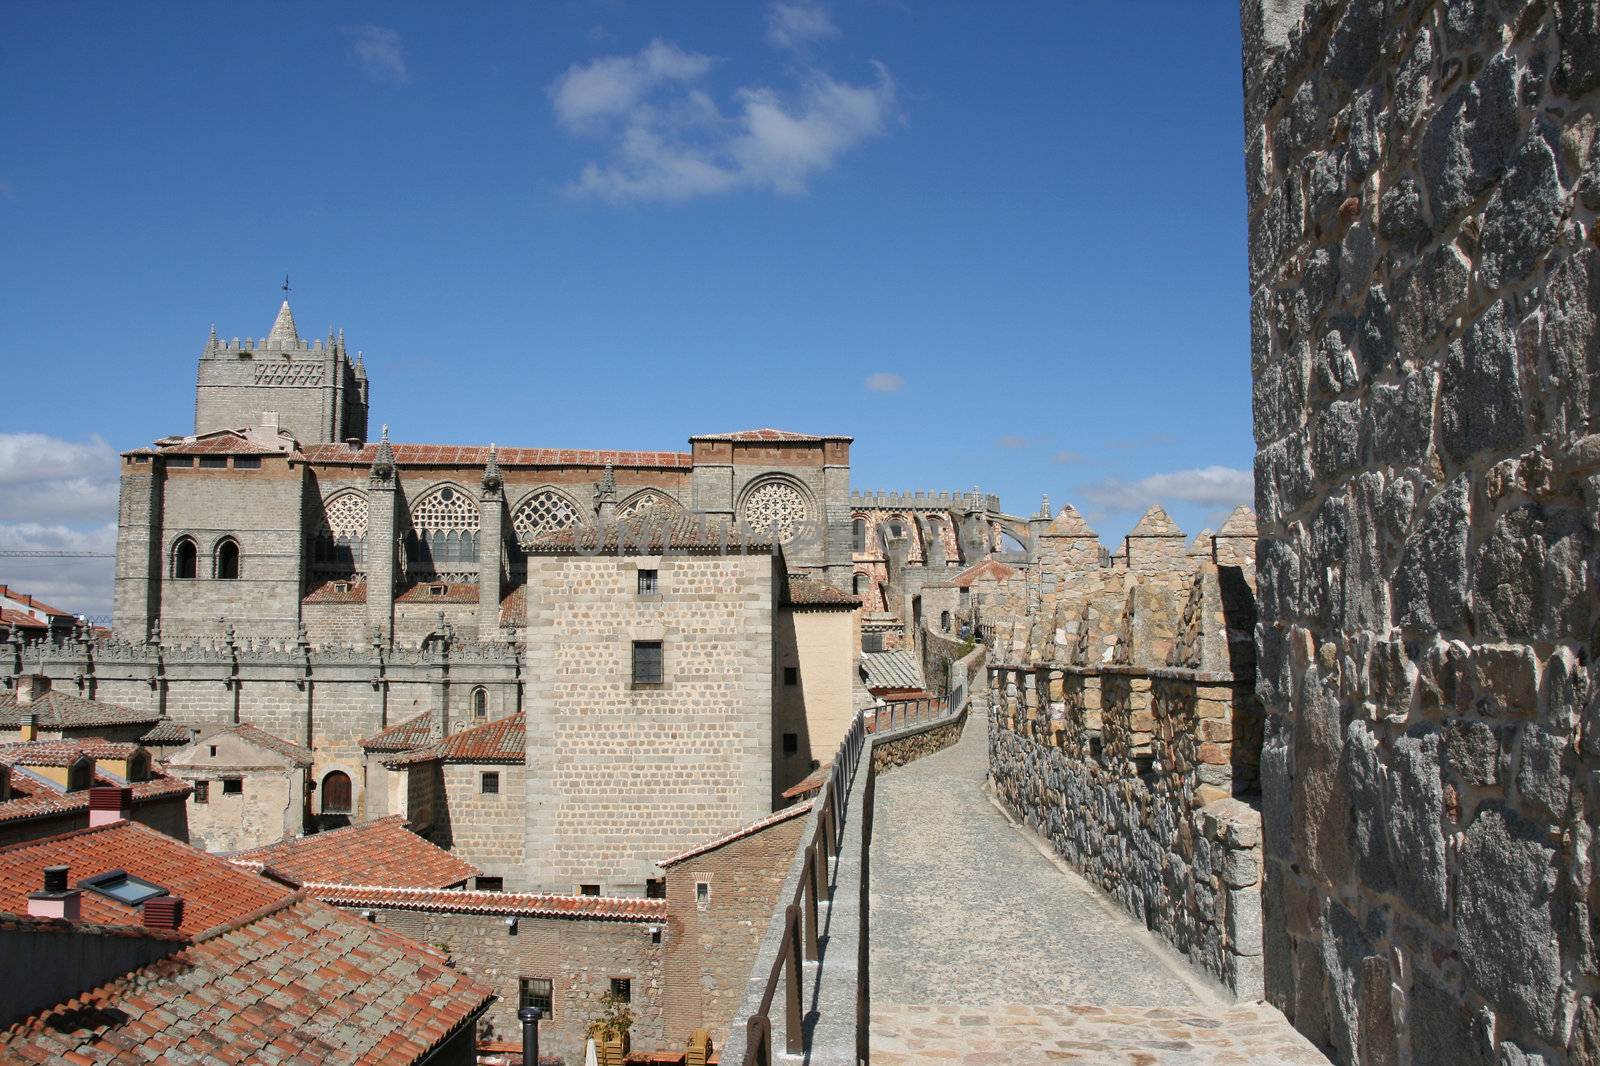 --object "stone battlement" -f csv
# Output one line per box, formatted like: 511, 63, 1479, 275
850, 490, 1001, 512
